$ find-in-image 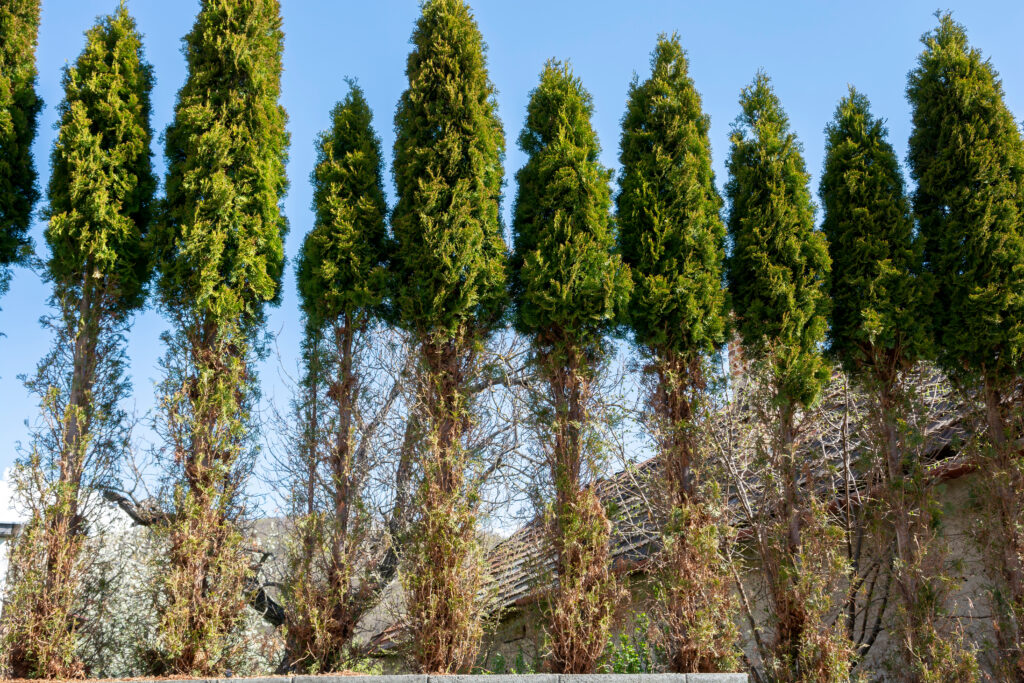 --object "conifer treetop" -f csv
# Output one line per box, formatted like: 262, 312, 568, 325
298, 83, 389, 332
391, 0, 507, 342
0, 0, 42, 292
155, 0, 290, 330
512, 59, 631, 353
618, 33, 728, 359
45, 4, 156, 313
726, 71, 830, 407
821, 87, 924, 377
907, 13, 1024, 385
